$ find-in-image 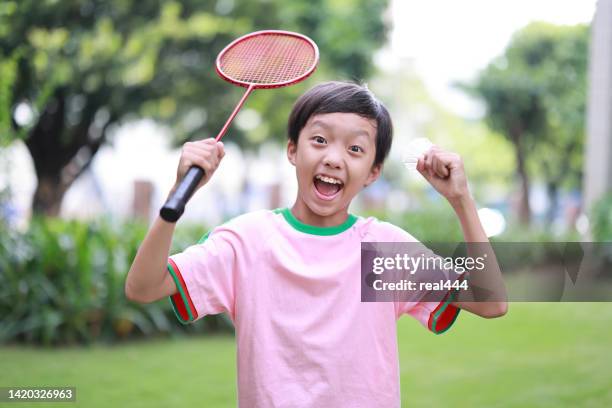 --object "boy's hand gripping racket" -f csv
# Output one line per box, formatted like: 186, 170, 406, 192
160, 30, 319, 222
